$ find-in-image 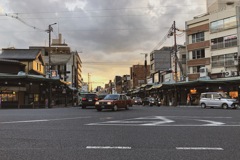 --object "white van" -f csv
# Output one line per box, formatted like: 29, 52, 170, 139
200, 92, 238, 109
